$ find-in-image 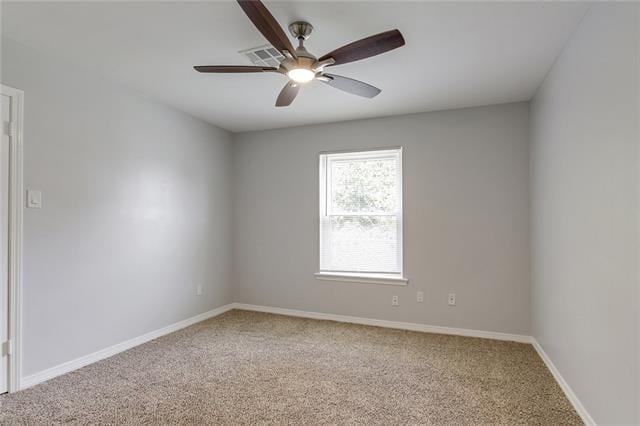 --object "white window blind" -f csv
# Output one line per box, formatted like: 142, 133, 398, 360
319, 148, 403, 277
